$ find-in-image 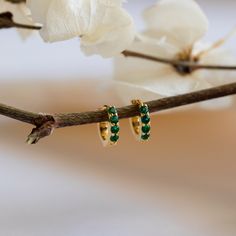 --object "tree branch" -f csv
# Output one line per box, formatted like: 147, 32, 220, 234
1, 83, 236, 144
0, 12, 41, 30
122, 50, 236, 73
5, 0, 26, 3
